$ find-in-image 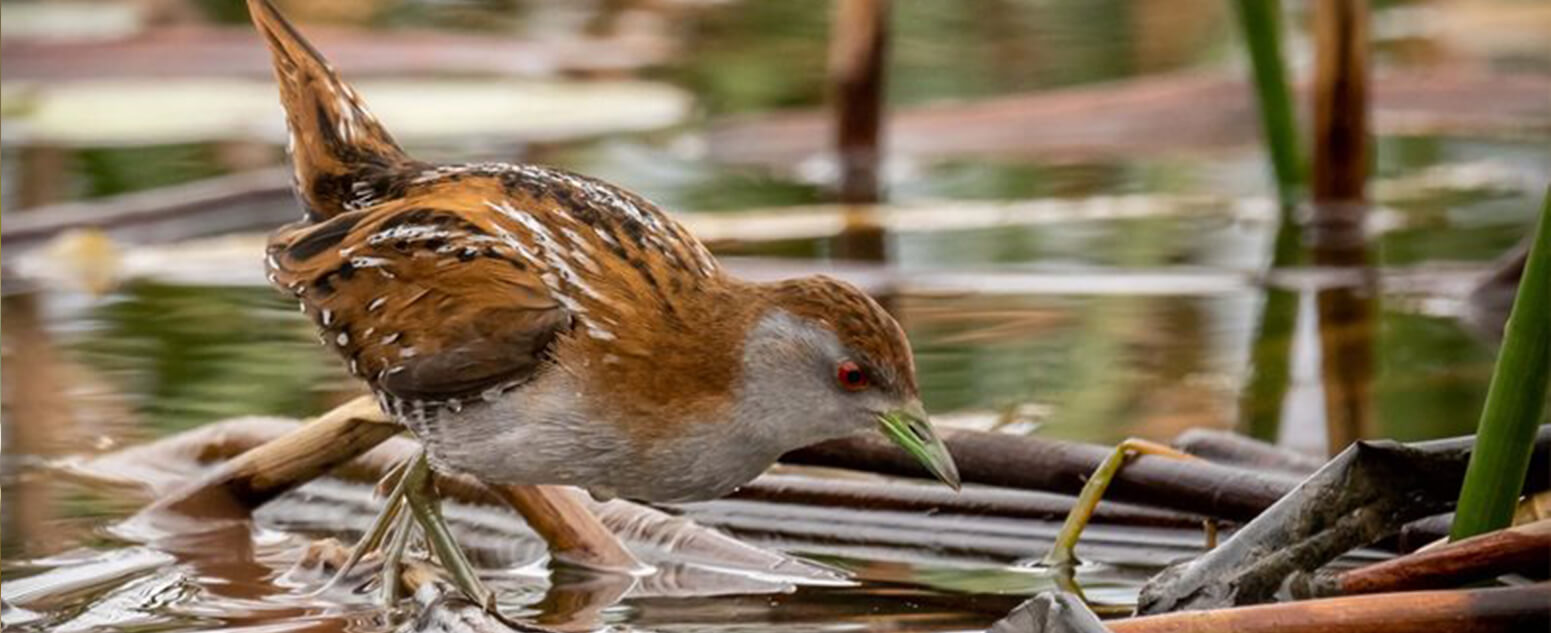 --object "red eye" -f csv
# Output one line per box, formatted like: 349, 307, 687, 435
836, 360, 869, 391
